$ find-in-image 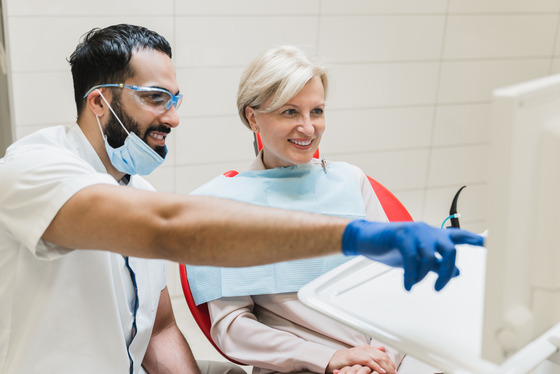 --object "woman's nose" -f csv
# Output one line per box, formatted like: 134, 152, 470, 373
297, 115, 314, 135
